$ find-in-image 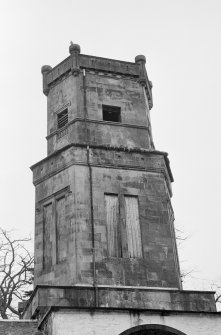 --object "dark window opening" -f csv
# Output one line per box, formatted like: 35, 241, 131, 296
57, 108, 68, 129
102, 105, 121, 122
